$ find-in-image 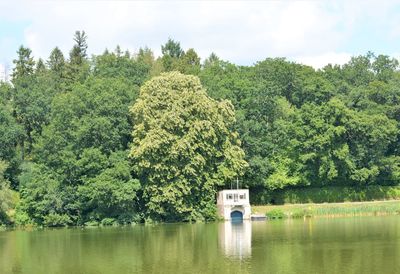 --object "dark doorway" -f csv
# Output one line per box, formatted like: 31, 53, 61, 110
230, 210, 243, 222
